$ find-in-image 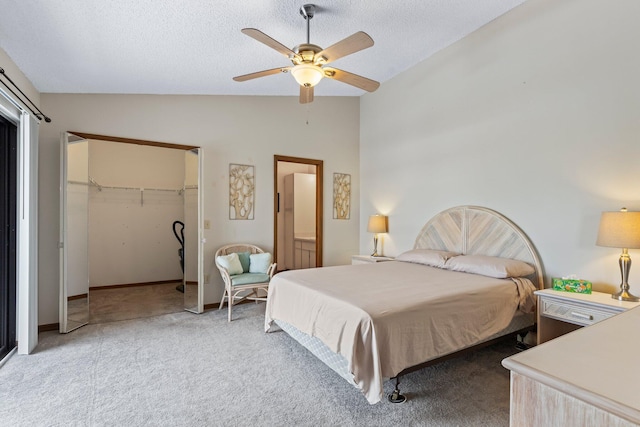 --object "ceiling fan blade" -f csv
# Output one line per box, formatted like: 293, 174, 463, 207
241, 28, 299, 59
315, 32, 374, 64
300, 86, 314, 104
322, 67, 380, 92
233, 67, 291, 82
